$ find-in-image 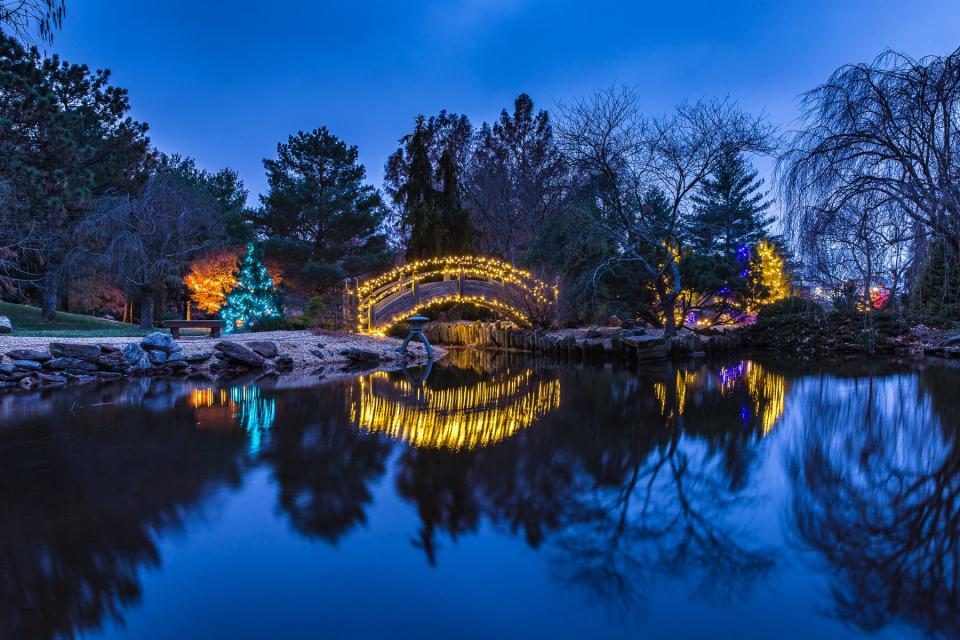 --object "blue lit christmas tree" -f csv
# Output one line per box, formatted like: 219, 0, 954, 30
219, 243, 282, 333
